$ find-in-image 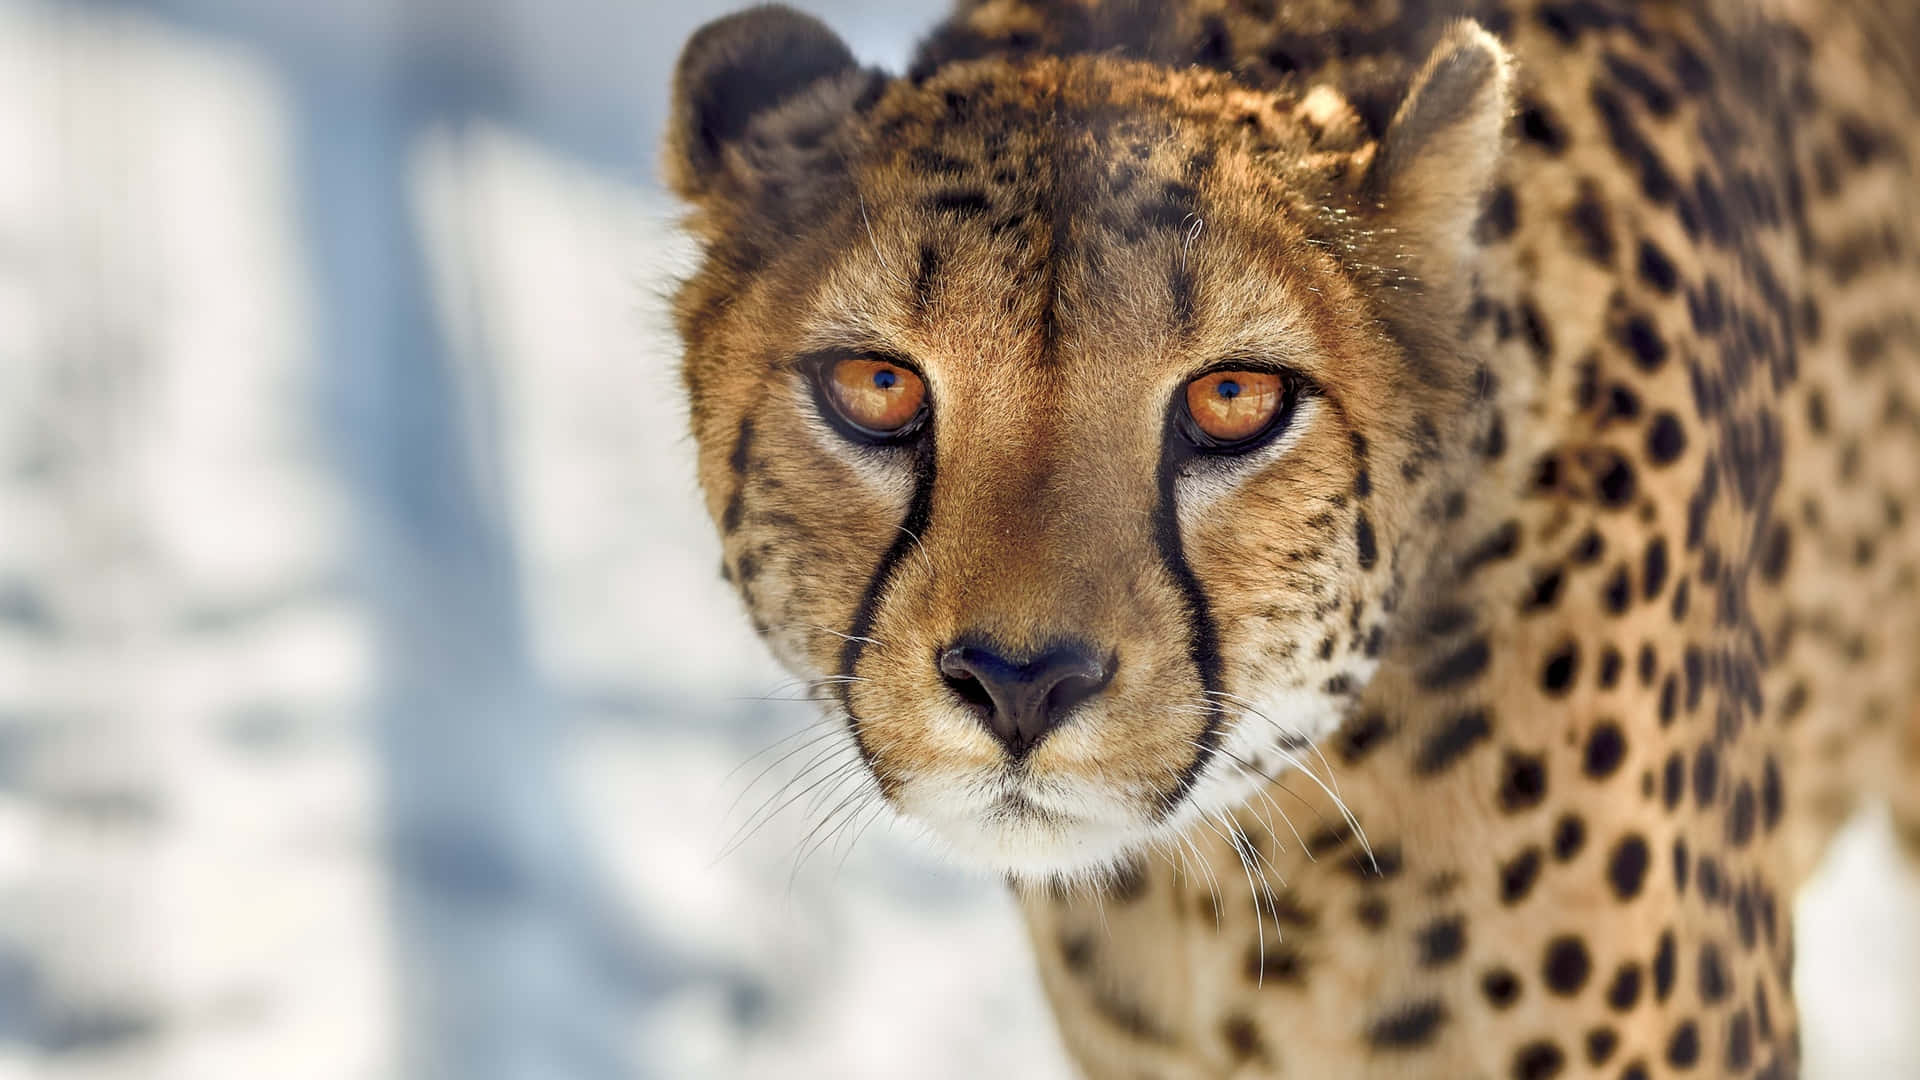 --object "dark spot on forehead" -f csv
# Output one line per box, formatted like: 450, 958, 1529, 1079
927, 189, 993, 216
